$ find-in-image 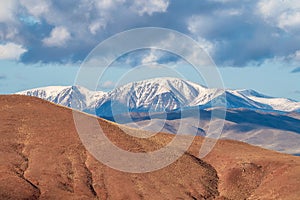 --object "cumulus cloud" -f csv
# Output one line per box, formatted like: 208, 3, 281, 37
117, 32, 214, 68
0, 0, 173, 63
89, 20, 106, 35
0, 0, 299, 67
95, 0, 125, 10
130, 0, 169, 16
187, 15, 209, 35
20, 0, 50, 17
257, 0, 300, 32
185, 0, 300, 66
0, 0, 17, 22
278, 11, 300, 31
0, 43, 27, 60
43, 26, 71, 47
114, 49, 174, 68
141, 50, 159, 65
196, 37, 216, 55
0, 0, 20, 41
